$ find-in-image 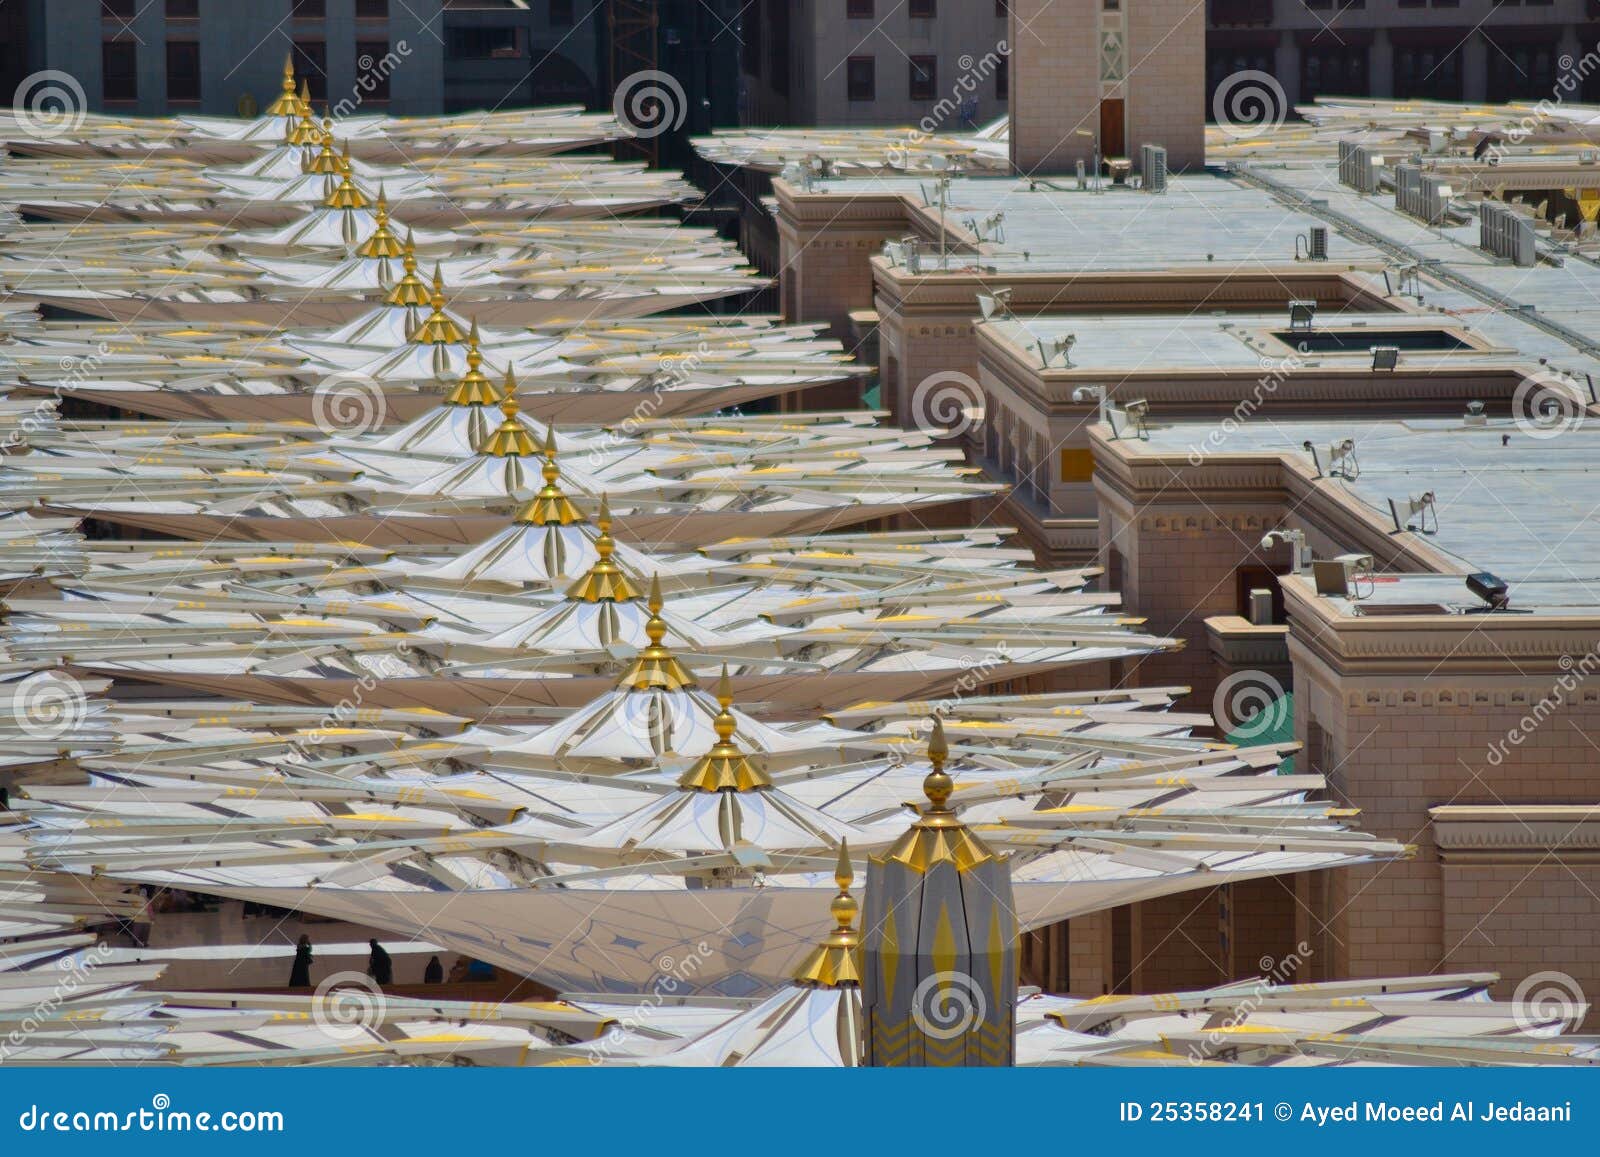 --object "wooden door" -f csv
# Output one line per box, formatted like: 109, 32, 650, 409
1099, 97, 1126, 158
